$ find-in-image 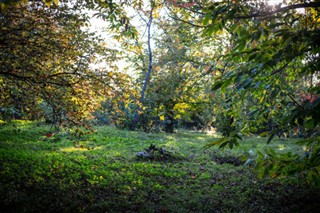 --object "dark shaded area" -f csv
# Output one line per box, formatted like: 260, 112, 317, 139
212, 154, 243, 166
1, 170, 320, 213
